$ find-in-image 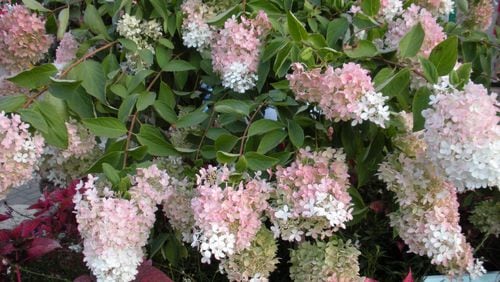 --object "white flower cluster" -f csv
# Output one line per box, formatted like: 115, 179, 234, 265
422, 82, 500, 190
192, 226, 236, 264
353, 91, 390, 128
382, 0, 403, 21
85, 247, 143, 282
221, 62, 258, 94
182, 21, 213, 51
